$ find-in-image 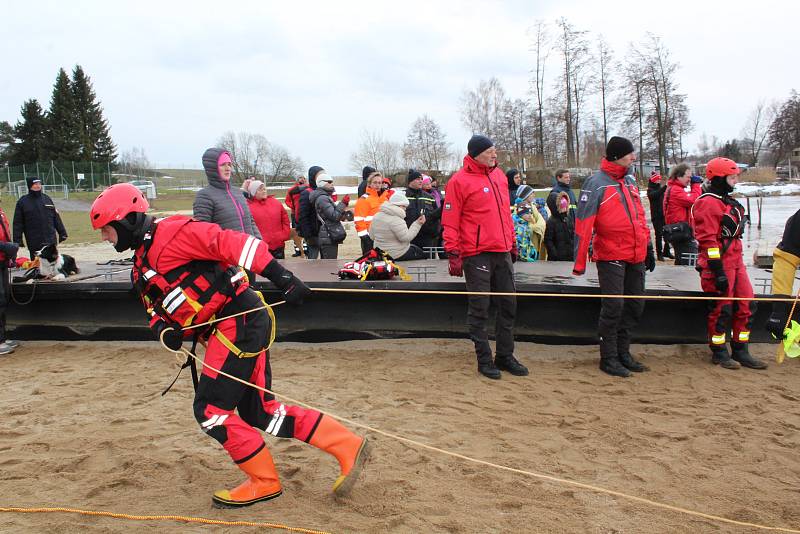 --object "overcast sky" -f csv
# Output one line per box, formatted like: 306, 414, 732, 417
3, 0, 797, 175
